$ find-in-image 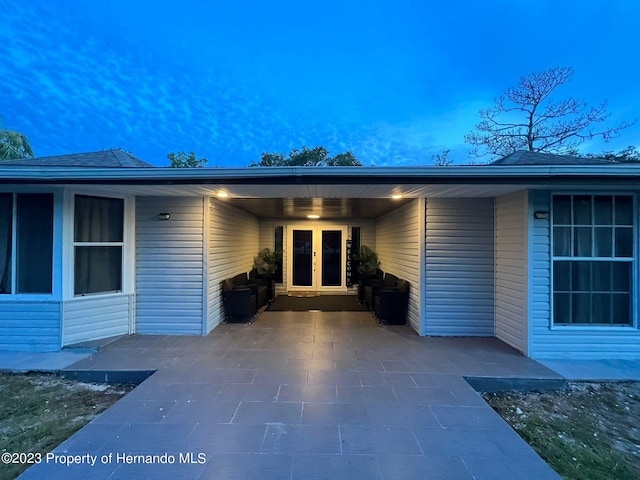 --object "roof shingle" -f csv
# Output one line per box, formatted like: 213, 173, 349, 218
0, 149, 156, 168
